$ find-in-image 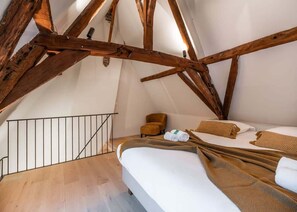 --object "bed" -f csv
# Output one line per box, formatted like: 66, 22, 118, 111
117, 123, 296, 212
